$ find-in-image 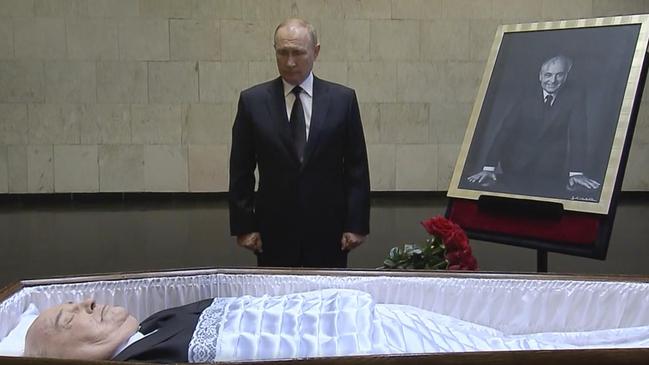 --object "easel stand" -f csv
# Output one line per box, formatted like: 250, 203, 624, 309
476, 196, 564, 272
446, 195, 614, 272
536, 250, 548, 273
